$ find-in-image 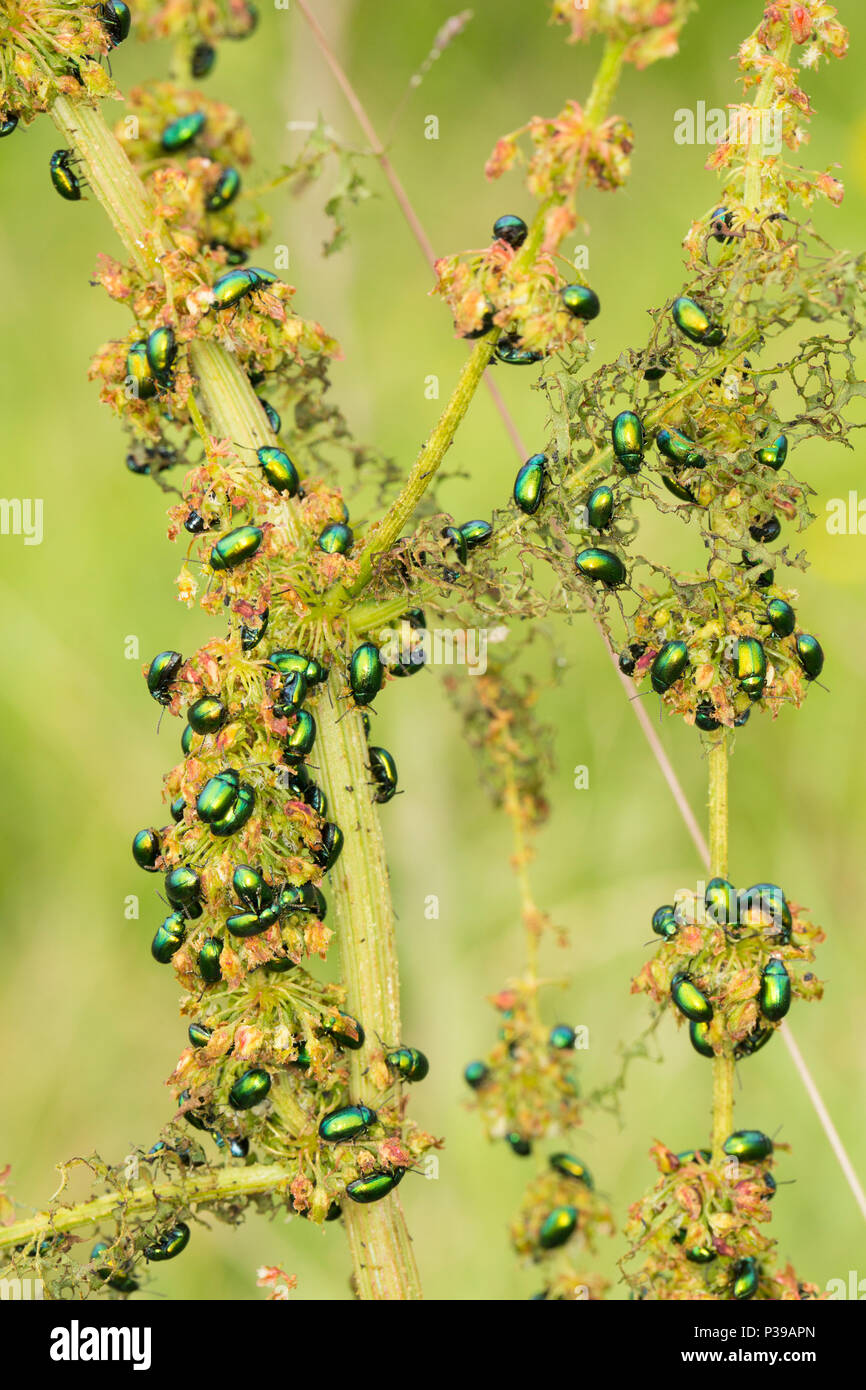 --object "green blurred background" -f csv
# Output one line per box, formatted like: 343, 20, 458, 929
1, 0, 864, 1301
